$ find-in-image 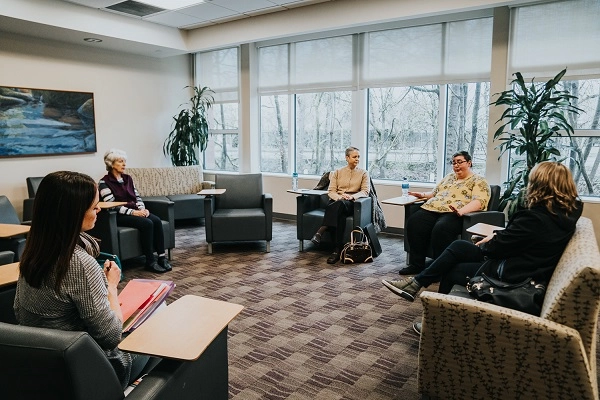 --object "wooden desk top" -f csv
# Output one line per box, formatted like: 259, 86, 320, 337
466, 222, 505, 237
98, 201, 127, 209
0, 224, 30, 238
0, 262, 19, 288
119, 295, 243, 360
197, 189, 227, 195
287, 189, 327, 196
381, 195, 425, 206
